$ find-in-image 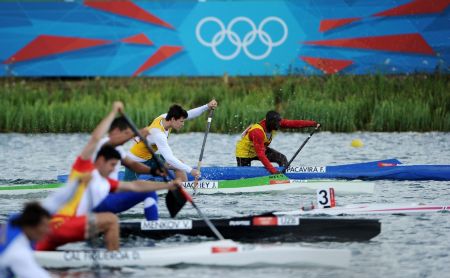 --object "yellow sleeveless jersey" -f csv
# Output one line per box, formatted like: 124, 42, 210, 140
129, 116, 171, 160
235, 123, 276, 158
